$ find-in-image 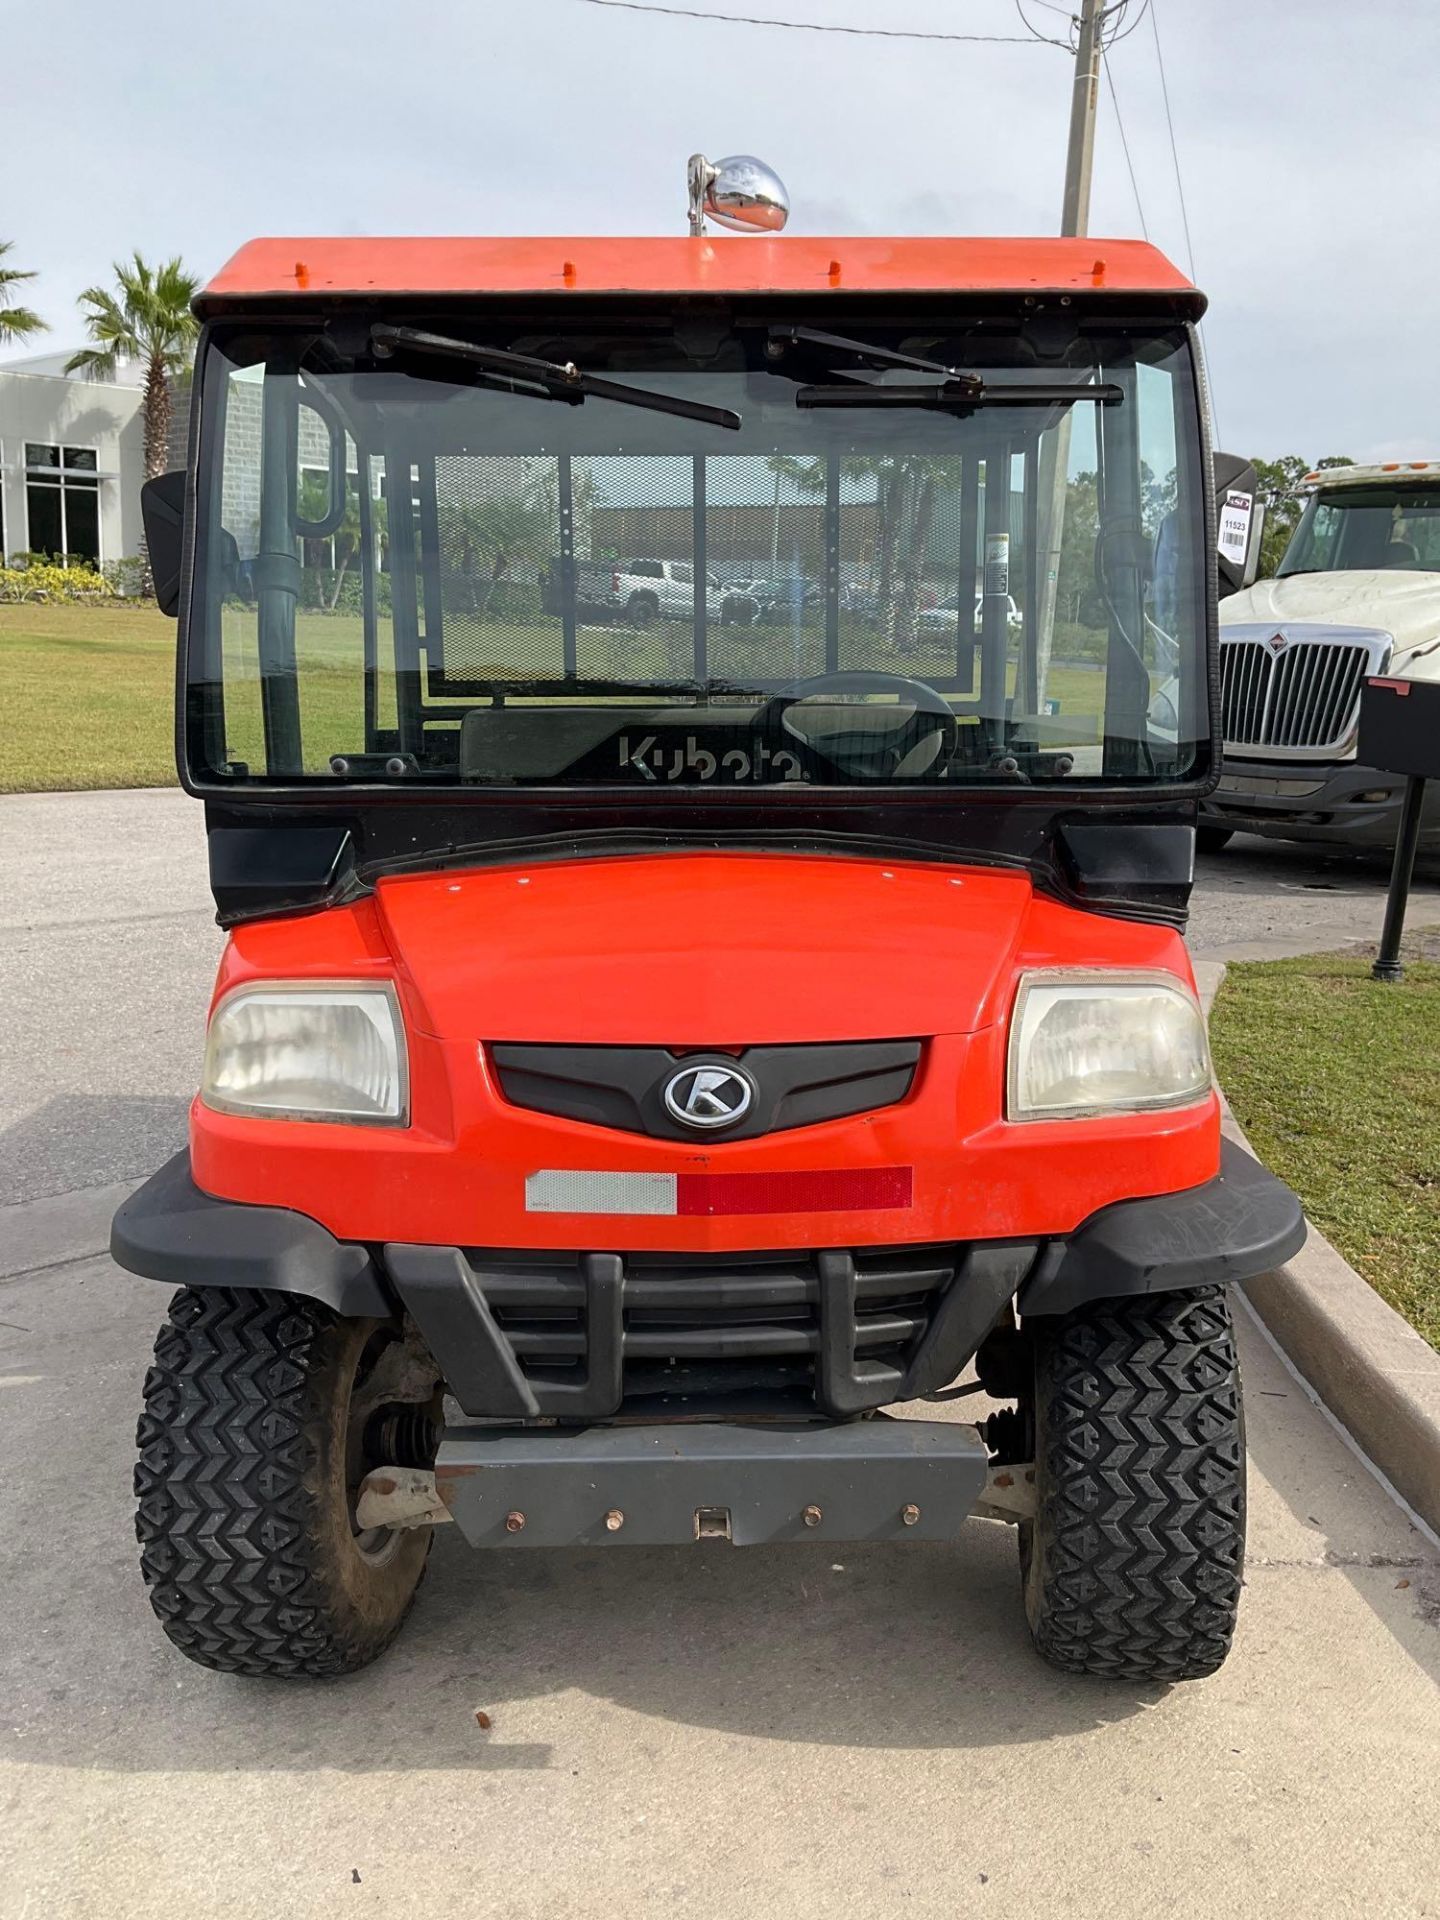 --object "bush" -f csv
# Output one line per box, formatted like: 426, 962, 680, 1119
298, 567, 393, 615
0, 558, 116, 604
103, 556, 148, 598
